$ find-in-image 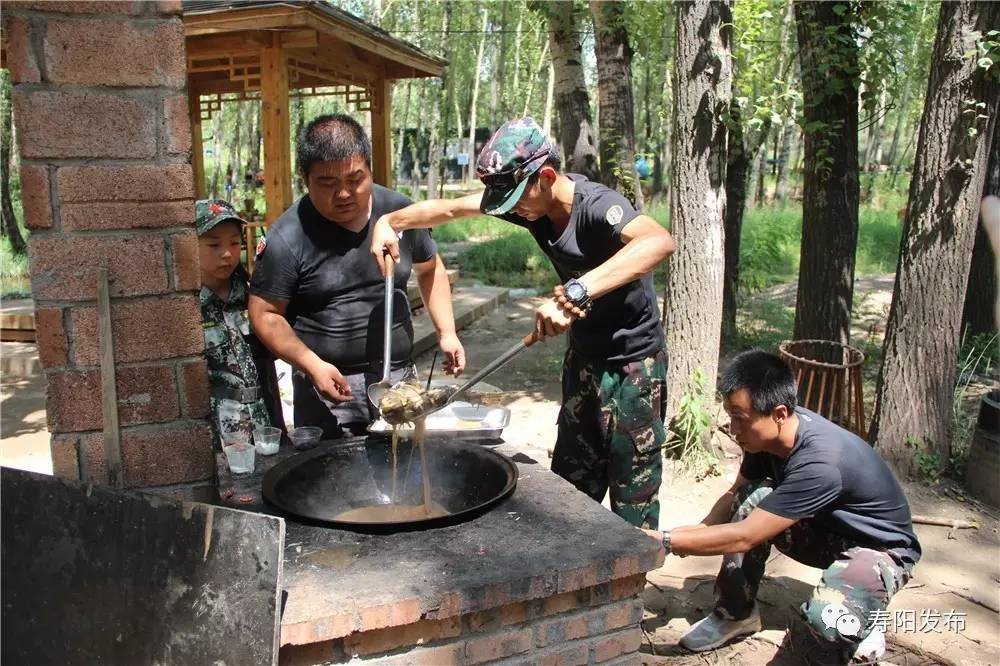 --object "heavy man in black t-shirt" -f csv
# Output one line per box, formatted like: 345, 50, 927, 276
370, 118, 676, 529
646, 351, 920, 664
249, 115, 465, 438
